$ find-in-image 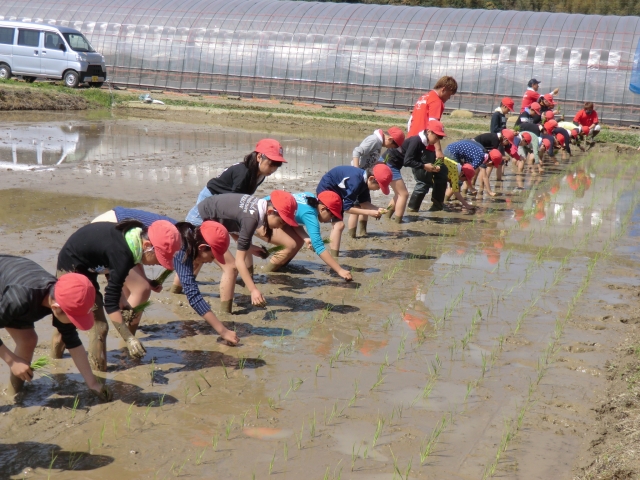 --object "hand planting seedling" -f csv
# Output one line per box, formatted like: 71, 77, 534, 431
149, 268, 173, 288
30, 356, 54, 380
